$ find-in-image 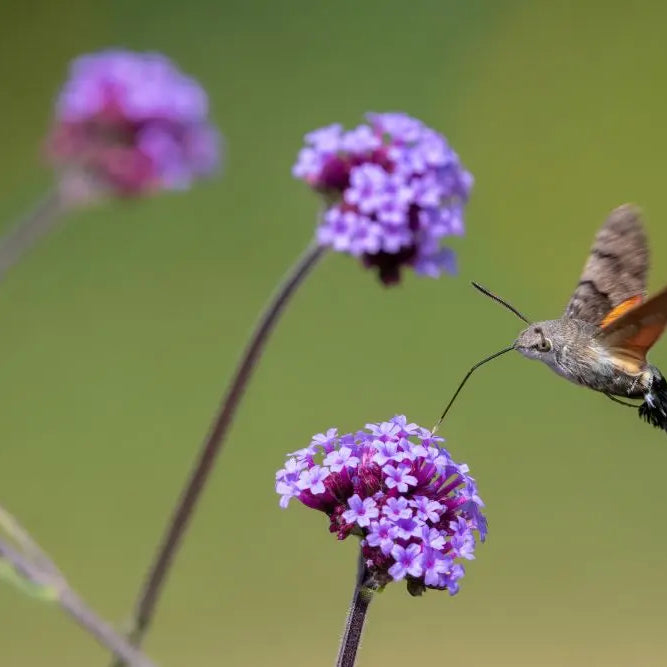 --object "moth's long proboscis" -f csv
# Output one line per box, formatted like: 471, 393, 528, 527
432, 345, 515, 433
